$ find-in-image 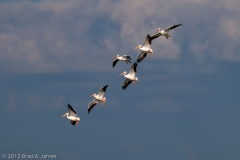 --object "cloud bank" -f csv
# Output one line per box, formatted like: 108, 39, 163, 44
0, 0, 239, 73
